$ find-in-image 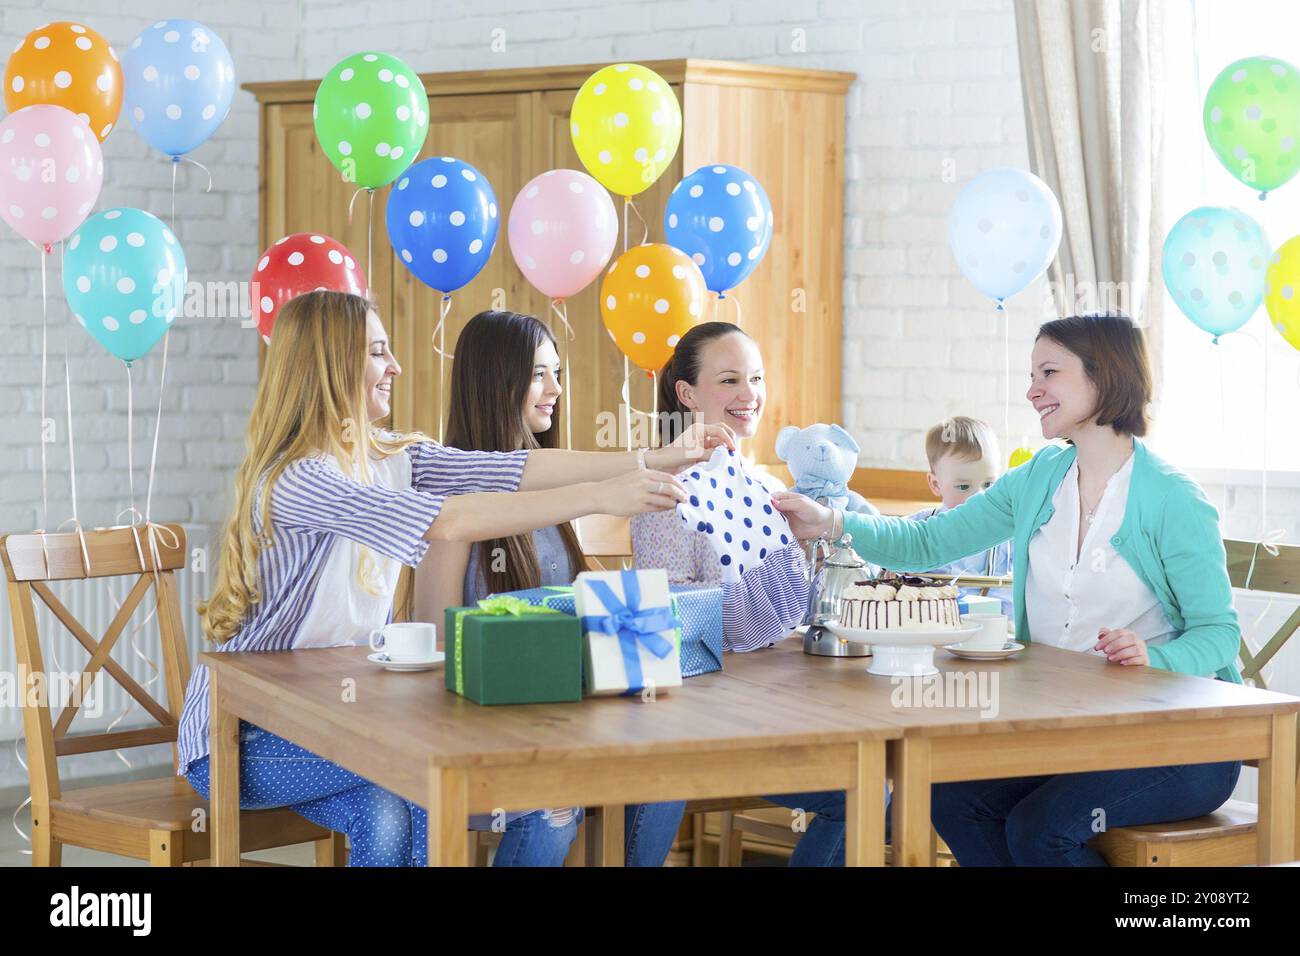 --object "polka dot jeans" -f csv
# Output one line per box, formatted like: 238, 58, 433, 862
185, 723, 576, 866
